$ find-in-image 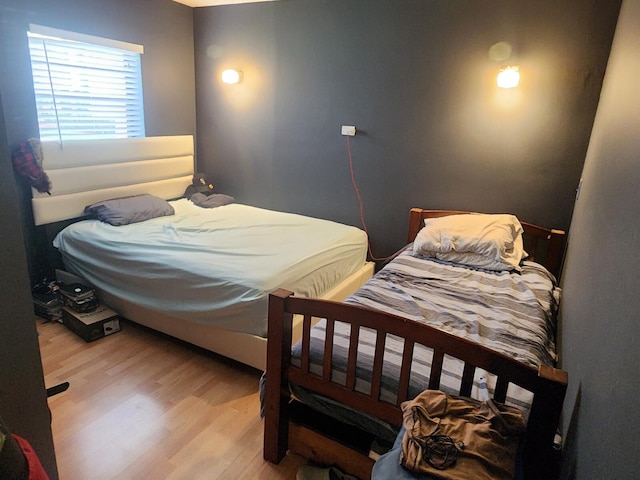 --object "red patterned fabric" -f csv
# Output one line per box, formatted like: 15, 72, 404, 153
10, 139, 51, 194
12, 435, 50, 480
